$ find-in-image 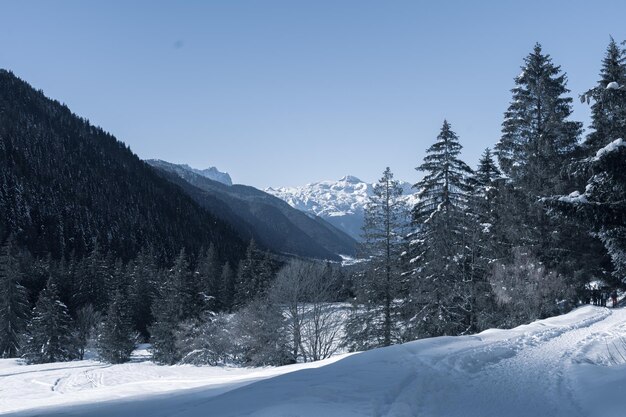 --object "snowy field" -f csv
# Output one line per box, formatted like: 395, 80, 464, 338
3, 305, 626, 416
